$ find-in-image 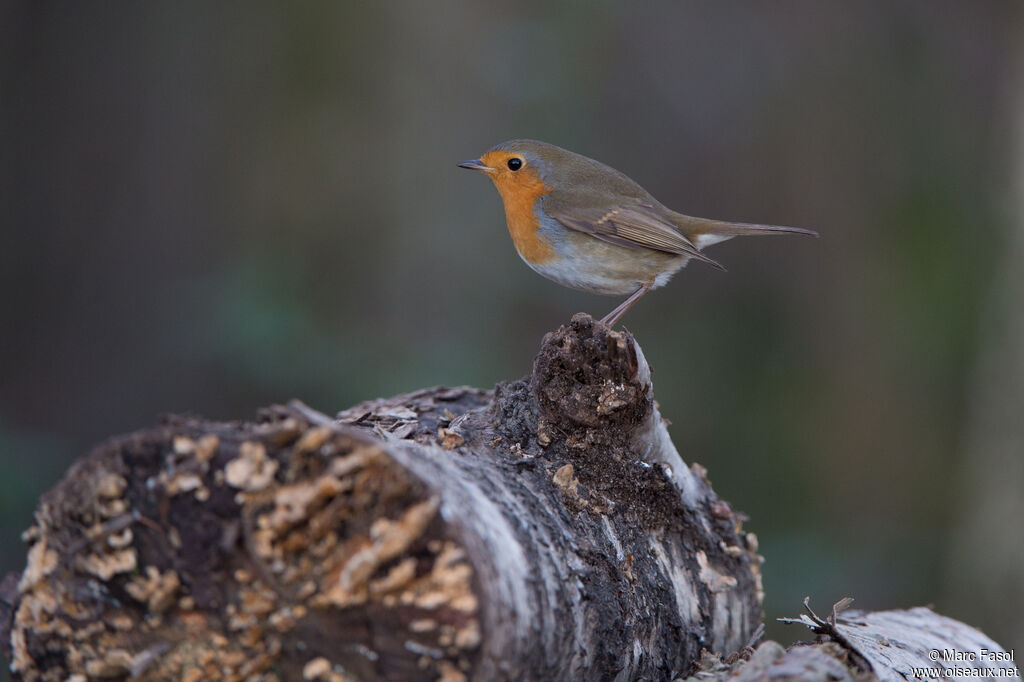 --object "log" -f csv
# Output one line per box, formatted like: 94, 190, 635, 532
688, 600, 1019, 682
1, 315, 1016, 681
0, 315, 763, 681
